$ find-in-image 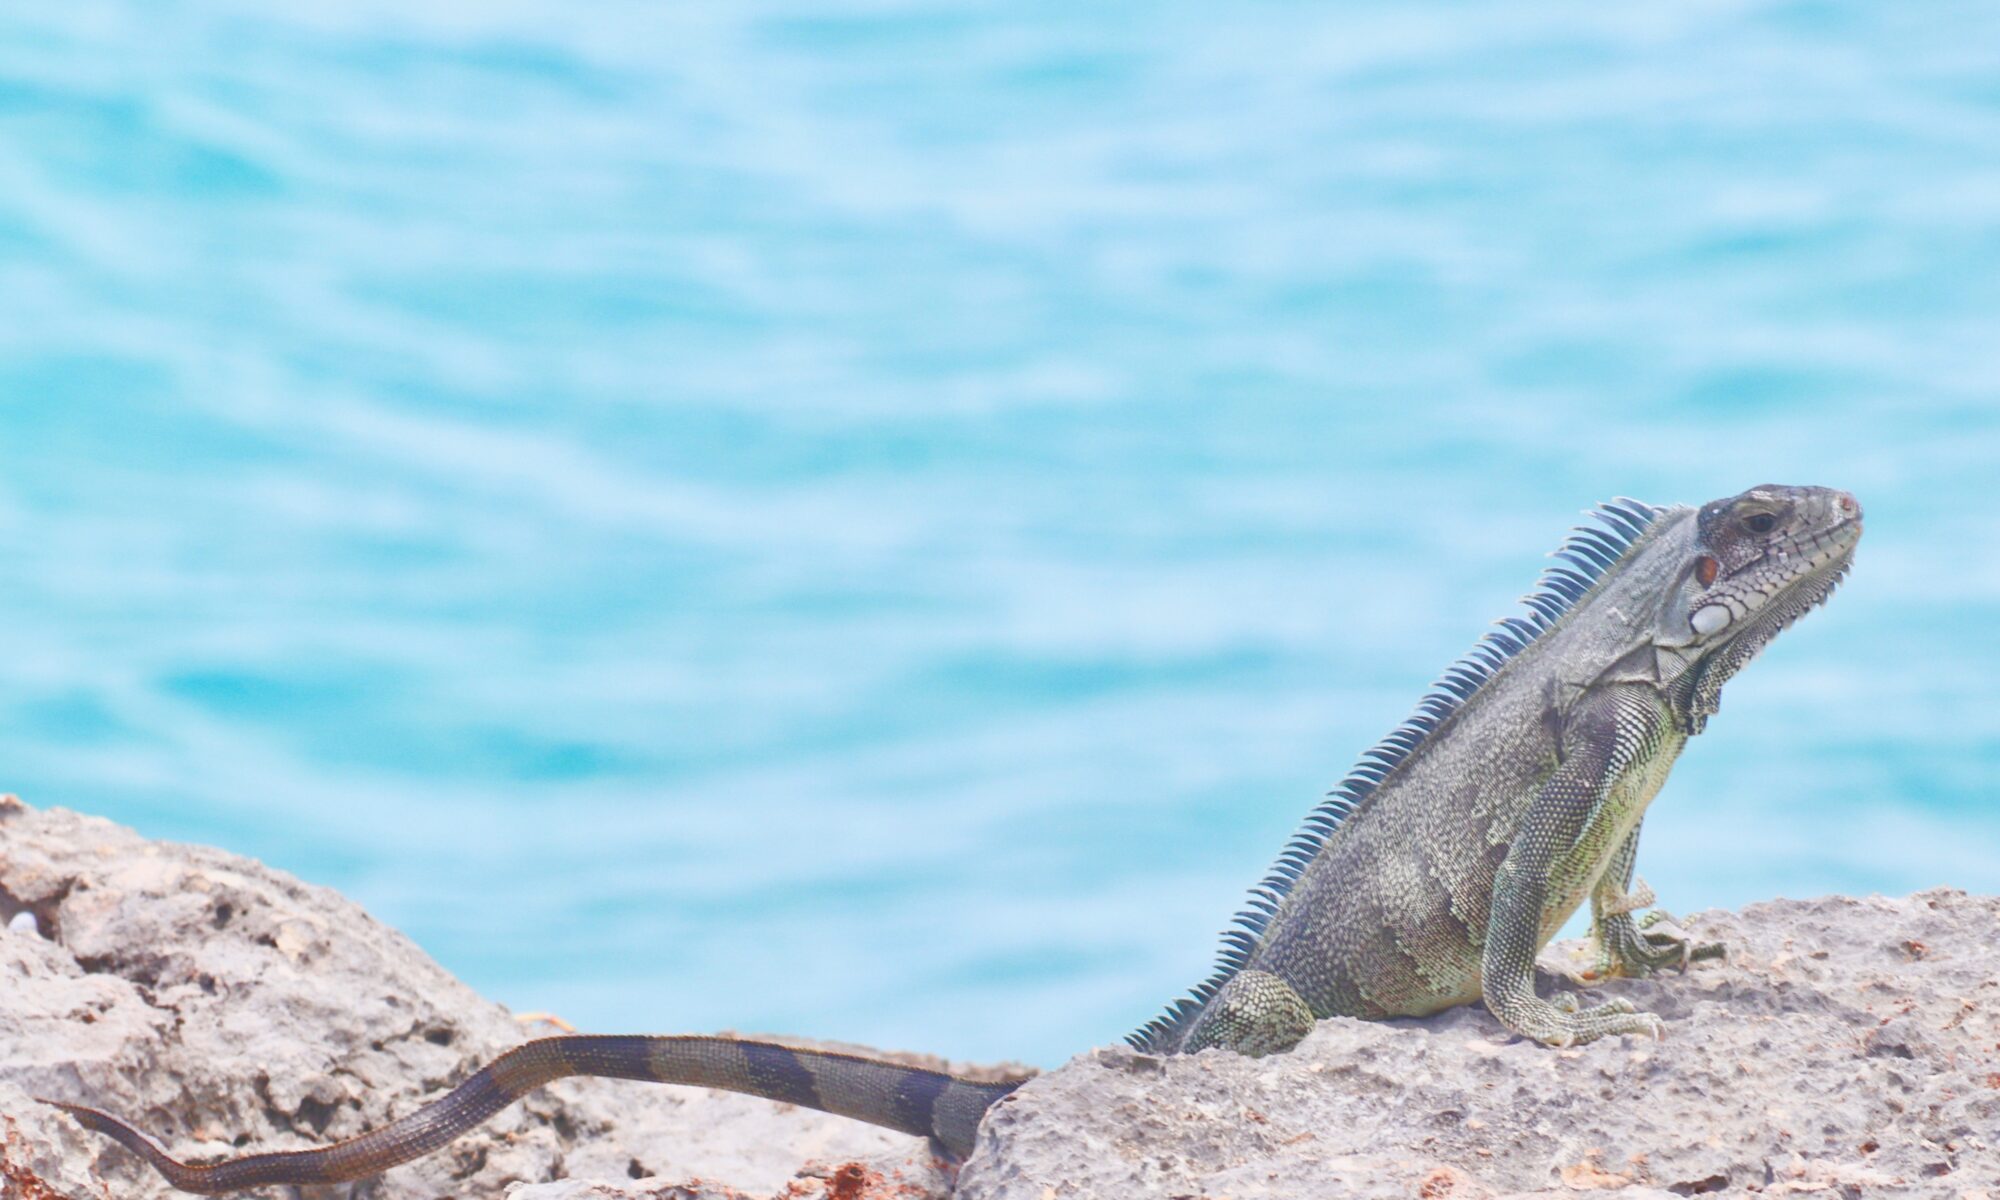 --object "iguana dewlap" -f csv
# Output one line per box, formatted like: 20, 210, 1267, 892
51, 484, 1861, 1193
